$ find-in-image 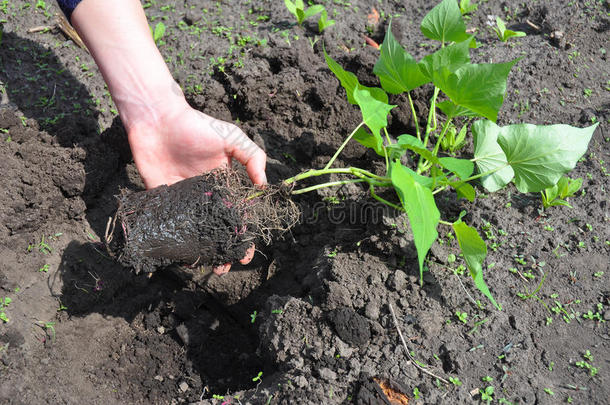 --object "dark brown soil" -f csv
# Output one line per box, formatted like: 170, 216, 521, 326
1, 1, 608, 404
110, 173, 251, 273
